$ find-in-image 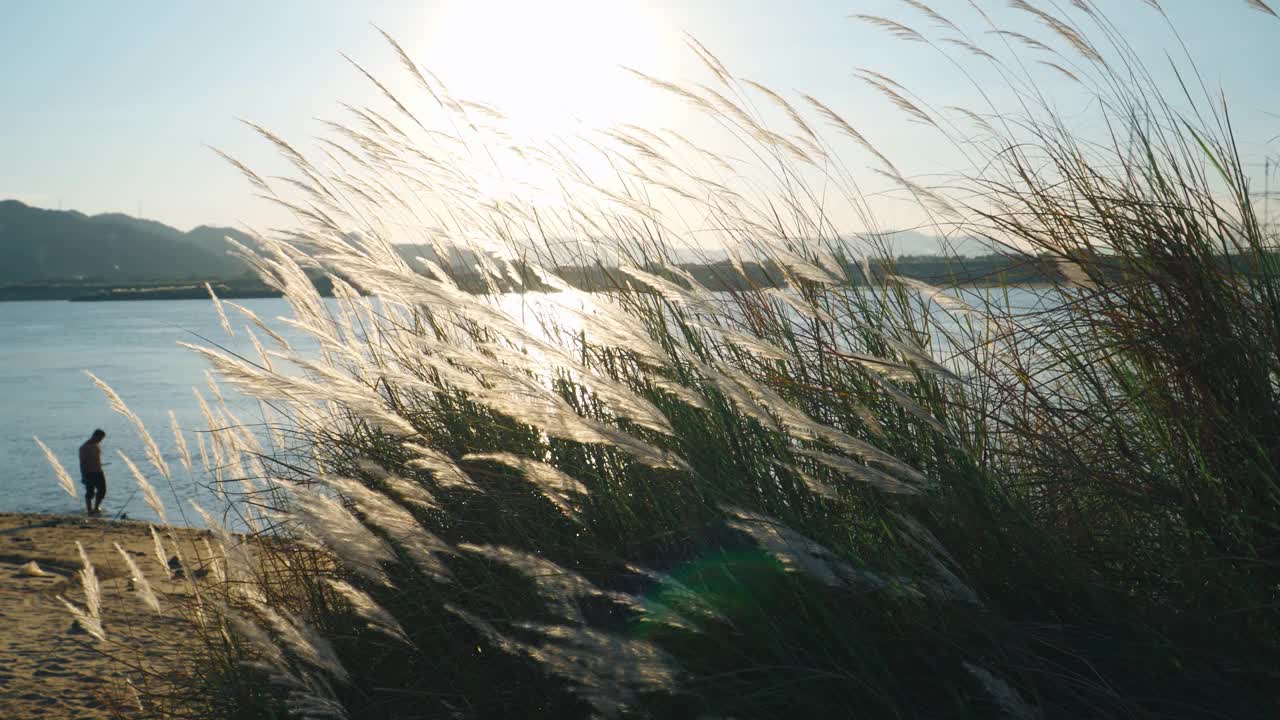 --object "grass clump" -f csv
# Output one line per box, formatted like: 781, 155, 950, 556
83, 2, 1280, 718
